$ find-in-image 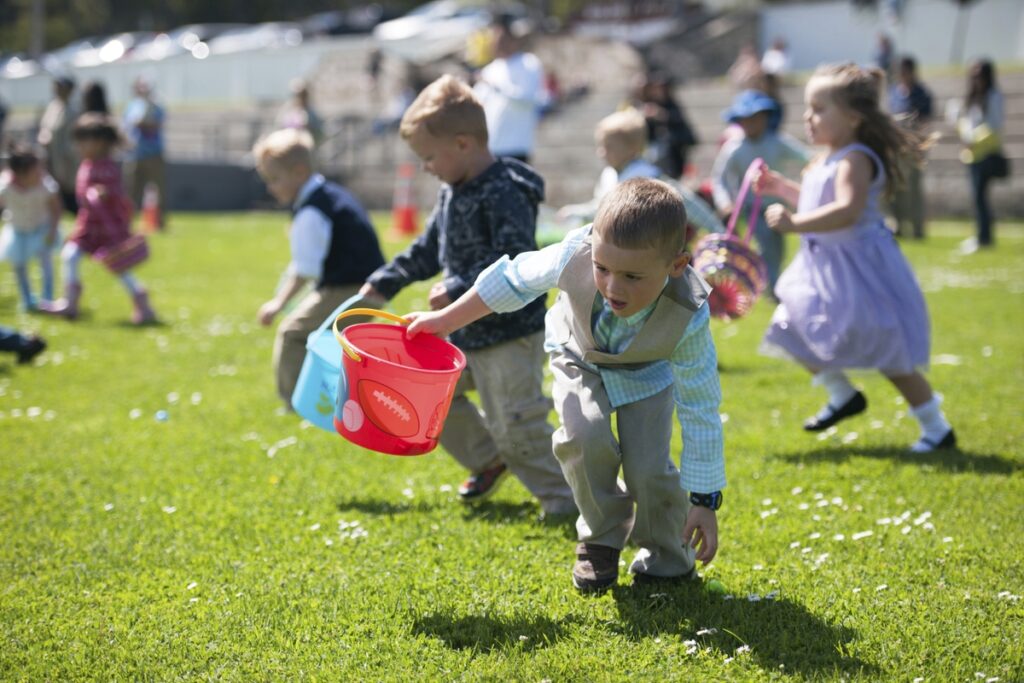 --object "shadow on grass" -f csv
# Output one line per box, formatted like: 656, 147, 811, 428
412, 612, 571, 653
774, 445, 1020, 475
611, 584, 876, 677
335, 496, 441, 515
